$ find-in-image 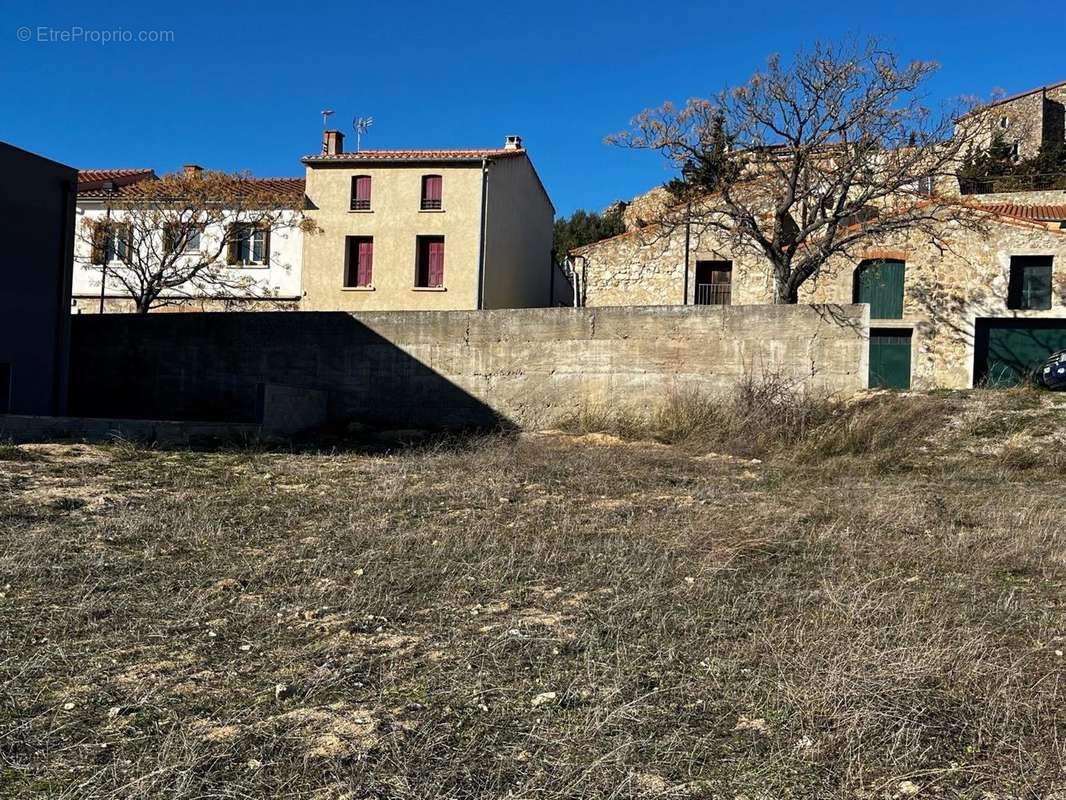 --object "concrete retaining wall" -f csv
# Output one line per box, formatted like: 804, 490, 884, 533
0, 414, 261, 445
70, 305, 869, 430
